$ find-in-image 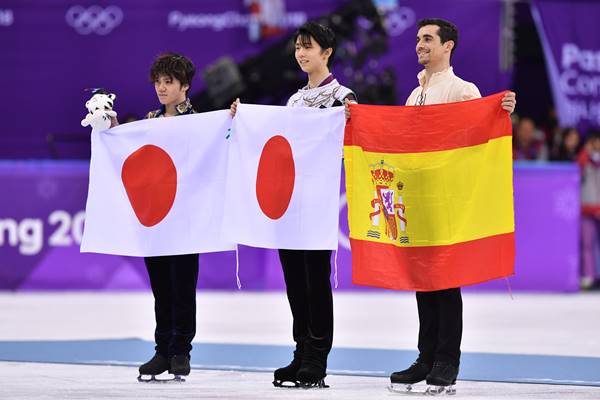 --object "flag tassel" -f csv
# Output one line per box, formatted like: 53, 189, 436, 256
333, 244, 339, 289
235, 244, 242, 290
